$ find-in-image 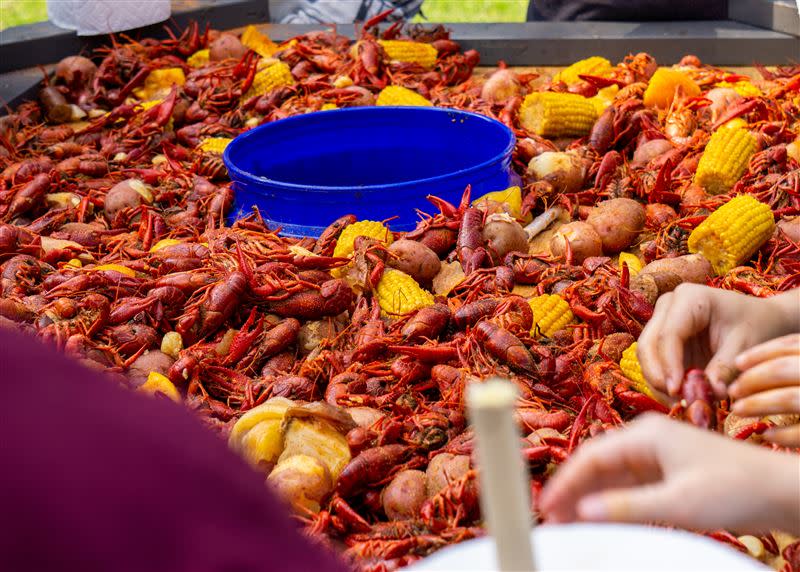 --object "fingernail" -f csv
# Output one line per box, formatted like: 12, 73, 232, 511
731, 401, 744, 414
577, 495, 608, 521
728, 383, 740, 398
